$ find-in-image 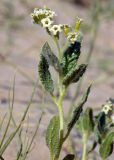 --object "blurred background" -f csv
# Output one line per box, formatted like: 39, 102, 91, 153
0, 0, 114, 159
